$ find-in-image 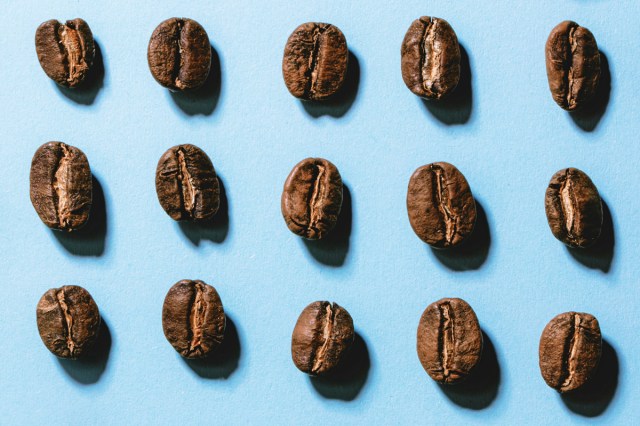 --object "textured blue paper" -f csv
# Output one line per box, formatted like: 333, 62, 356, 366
0, 1, 637, 424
